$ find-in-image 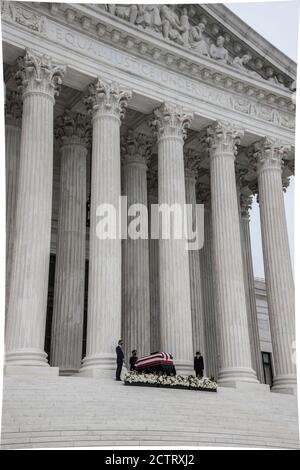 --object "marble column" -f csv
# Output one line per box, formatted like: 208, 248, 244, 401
199, 194, 219, 380
50, 111, 89, 374
5, 50, 64, 370
255, 138, 296, 394
81, 78, 131, 376
240, 195, 265, 383
147, 159, 160, 353
150, 103, 194, 375
121, 131, 151, 361
207, 121, 258, 386
5, 90, 22, 317
184, 151, 205, 359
